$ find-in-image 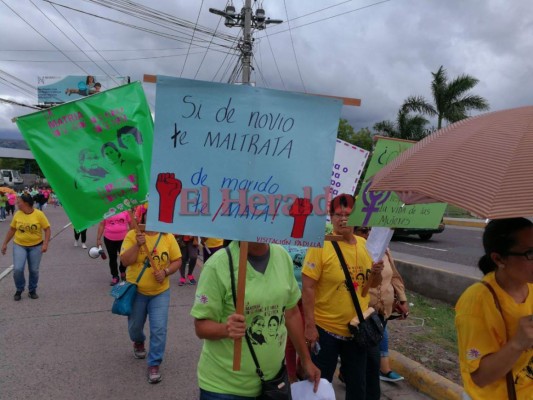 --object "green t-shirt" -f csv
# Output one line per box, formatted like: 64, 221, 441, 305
190, 242, 300, 397
0, 195, 6, 207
